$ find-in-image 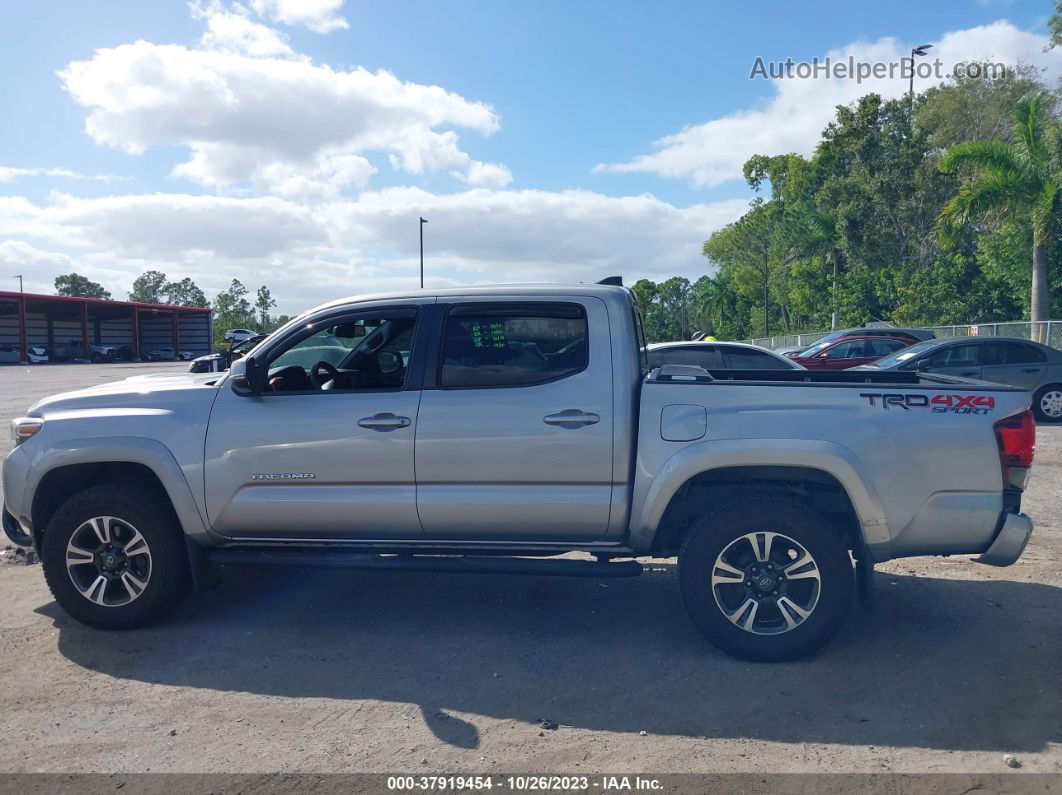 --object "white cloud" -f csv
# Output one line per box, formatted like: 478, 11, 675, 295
596, 21, 1062, 188
196, 5, 294, 57
0, 166, 125, 183
58, 36, 504, 196
0, 193, 327, 258
0, 188, 747, 311
250, 0, 348, 33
